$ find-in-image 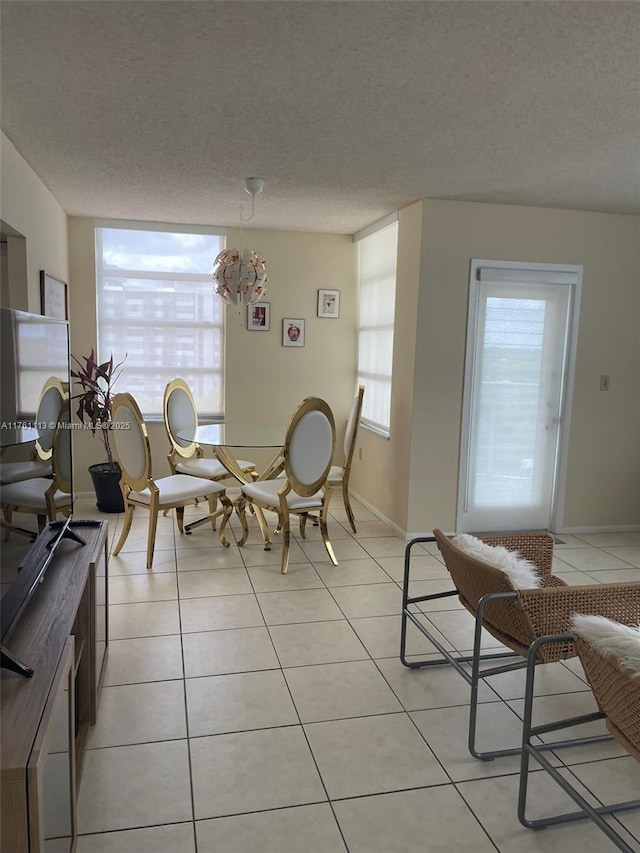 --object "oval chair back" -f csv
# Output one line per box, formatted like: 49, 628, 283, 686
35, 376, 67, 460
163, 378, 199, 460
111, 393, 152, 491
285, 397, 335, 497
